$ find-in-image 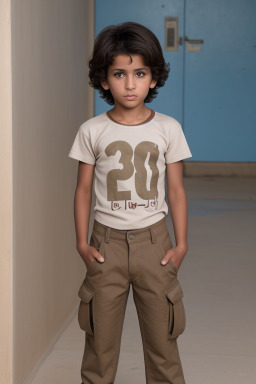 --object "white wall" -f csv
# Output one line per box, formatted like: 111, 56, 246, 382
10, 1, 94, 383
0, 0, 13, 383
